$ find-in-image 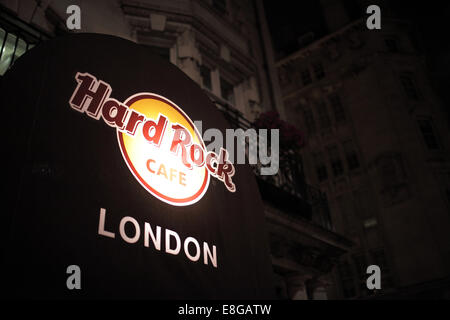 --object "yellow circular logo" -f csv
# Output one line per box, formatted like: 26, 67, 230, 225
117, 94, 210, 206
